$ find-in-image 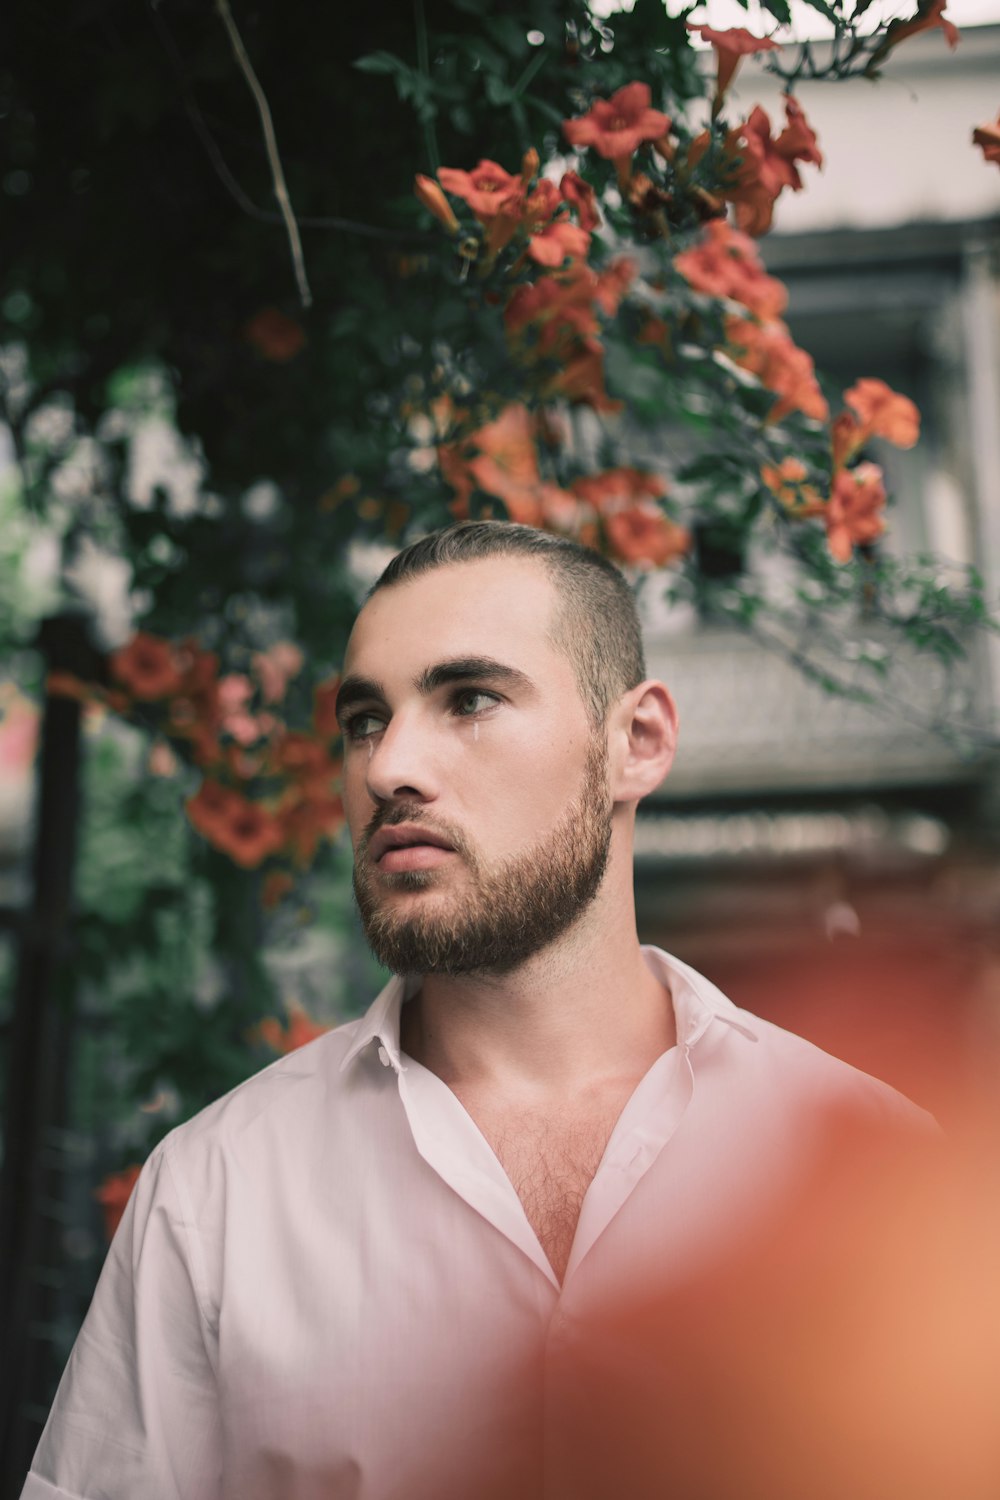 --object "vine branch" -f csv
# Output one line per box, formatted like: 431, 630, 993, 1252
146, 0, 429, 243
214, 0, 313, 308
414, 0, 441, 173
